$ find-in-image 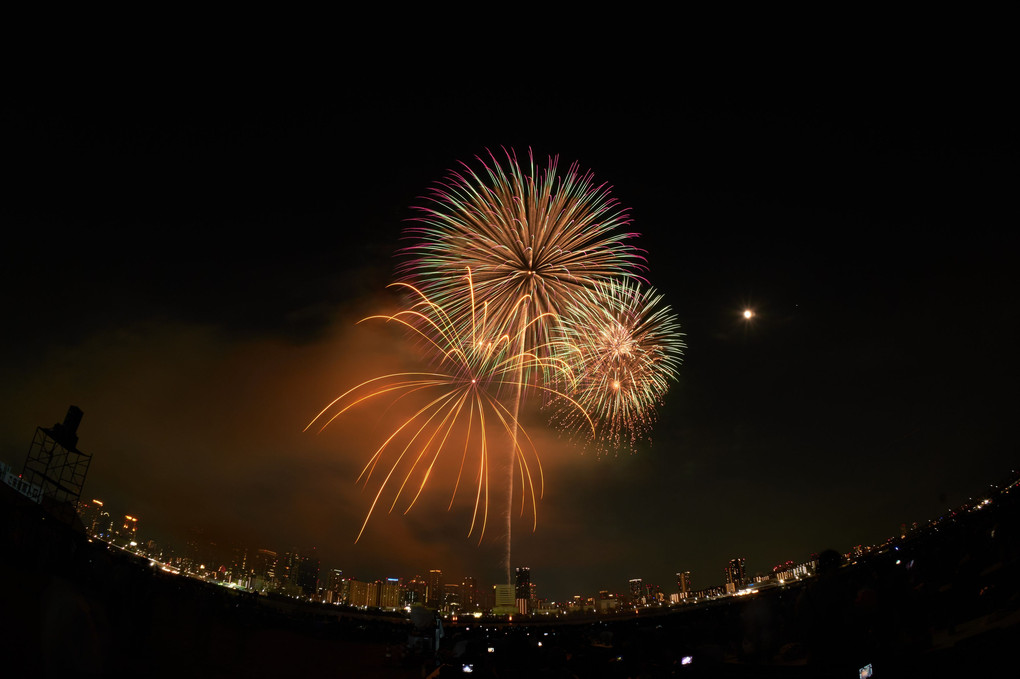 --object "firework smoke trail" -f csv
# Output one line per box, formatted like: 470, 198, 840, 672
399, 149, 644, 583
306, 271, 593, 544
552, 278, 685, 452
